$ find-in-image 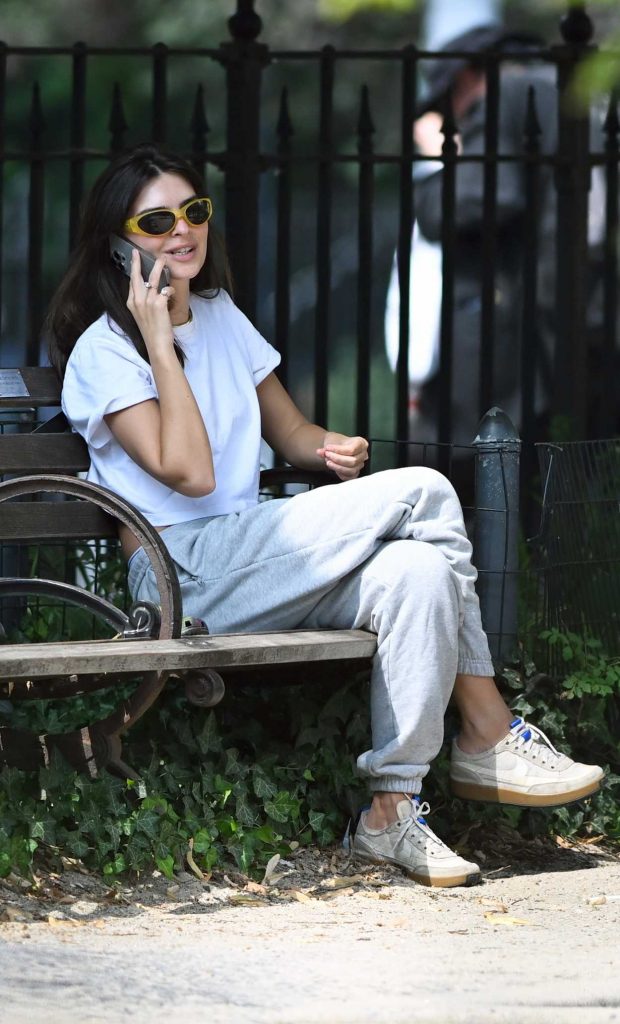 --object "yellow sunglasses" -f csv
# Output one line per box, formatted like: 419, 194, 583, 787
124, 196, 213, 237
